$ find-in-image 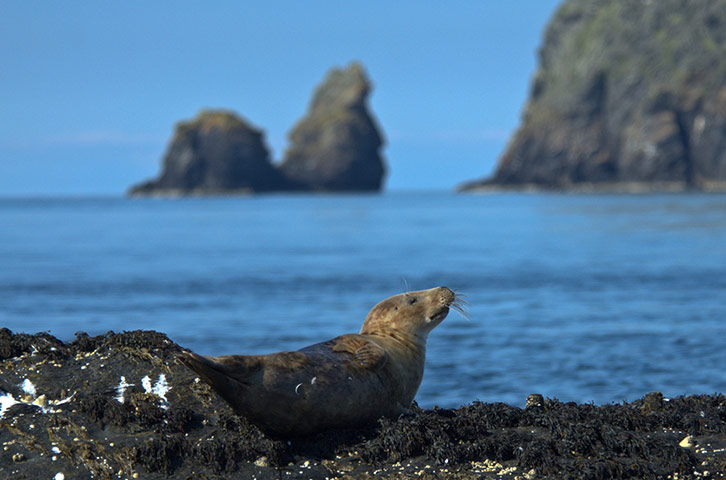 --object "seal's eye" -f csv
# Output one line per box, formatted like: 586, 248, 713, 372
407, 297, 418, 305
